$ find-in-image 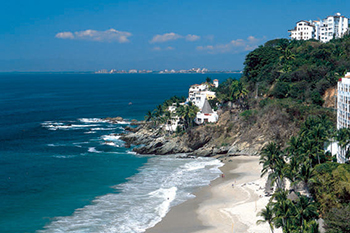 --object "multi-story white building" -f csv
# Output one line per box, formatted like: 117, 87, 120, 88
187, 83, 216, 109
289, 13, 349, 43
289, 20, 315, 40
336, 72, 350, 163
187, 81, 219, 125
